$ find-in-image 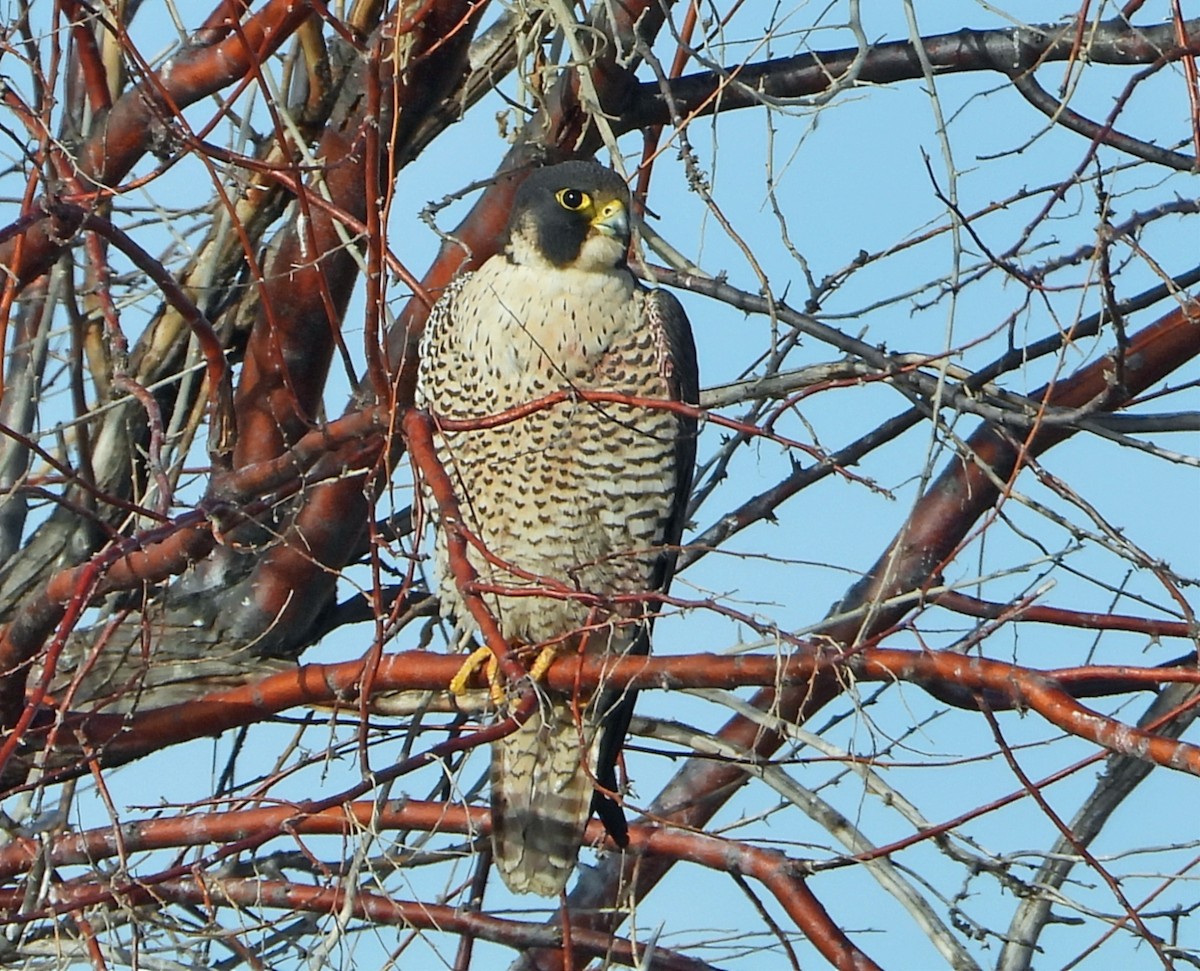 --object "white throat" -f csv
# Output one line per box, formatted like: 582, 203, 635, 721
506, 229, 628, 274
